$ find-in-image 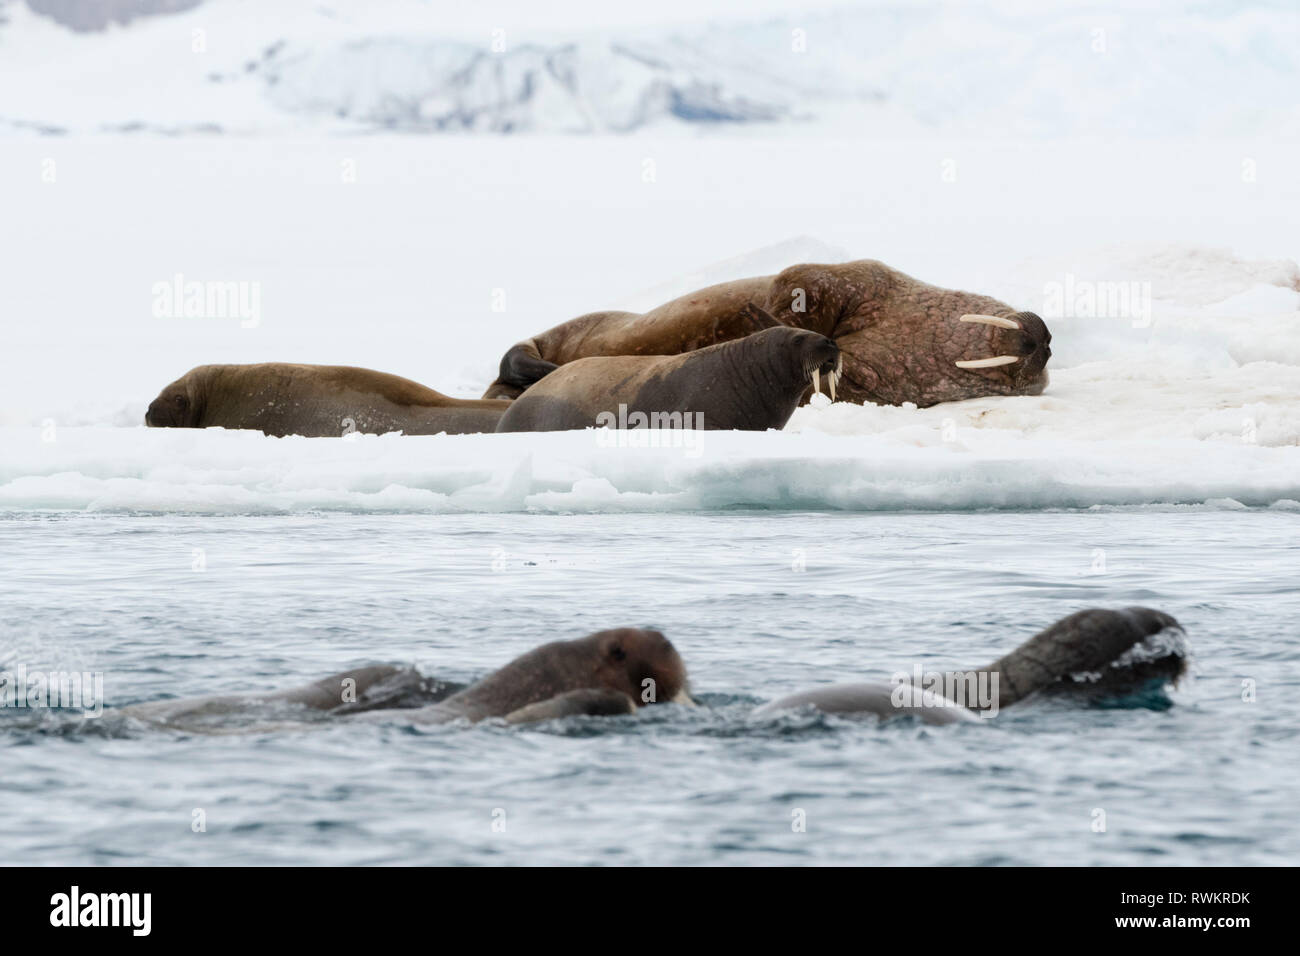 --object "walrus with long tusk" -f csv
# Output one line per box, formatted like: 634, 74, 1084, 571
753, 607, 1188, 725
121, 628, 694, 731
495, 321, 842, 433
145, 363, 511, 437
483, 259, 1051, 408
